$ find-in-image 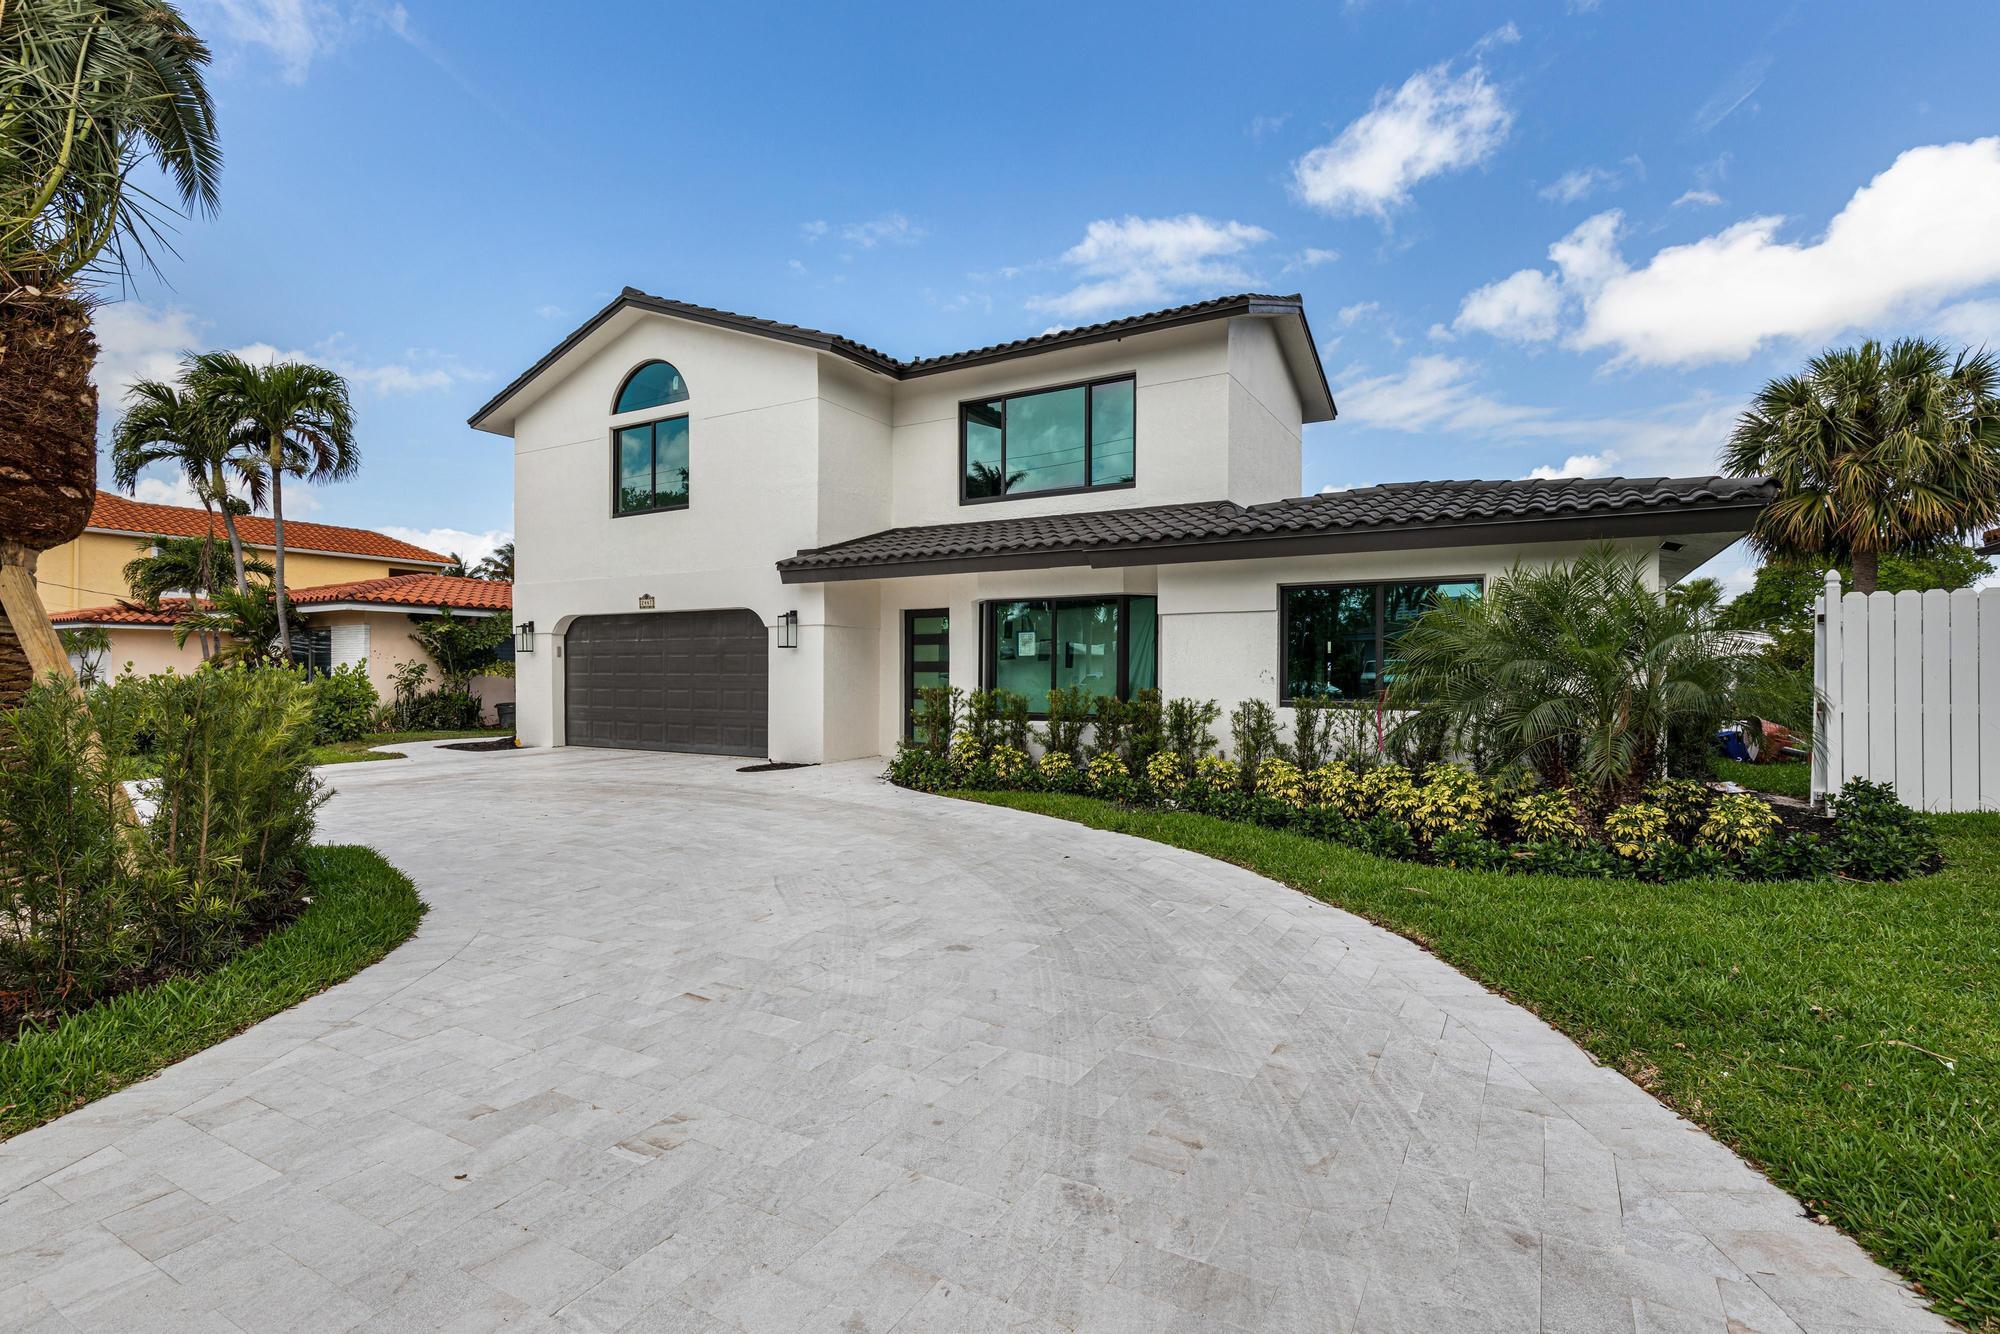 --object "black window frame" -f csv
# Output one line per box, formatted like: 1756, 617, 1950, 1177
1277, 576, 1483, 705
903, 608, 951, 741
958, 373, 1137, 506
980, 594, 1158, 716
612, 359, 690, 415
611, 413, 691, 518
